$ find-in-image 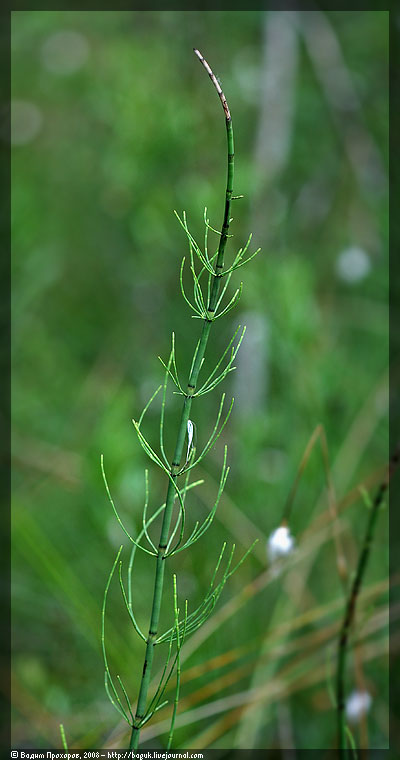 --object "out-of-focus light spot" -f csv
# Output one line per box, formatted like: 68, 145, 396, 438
345, 690, 372, 723
267, 525, 295, 563
11, 100, 43, 145
336, 245, 371, 284
41, 30, 89, 75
